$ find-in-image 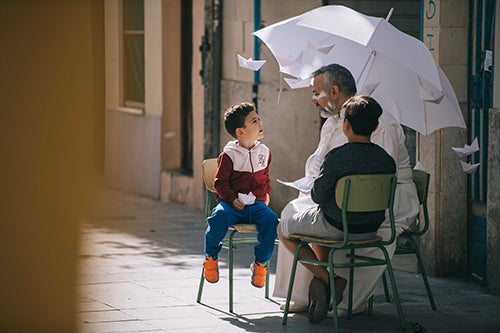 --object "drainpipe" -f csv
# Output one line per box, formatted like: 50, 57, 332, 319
252, 0, 260, 107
